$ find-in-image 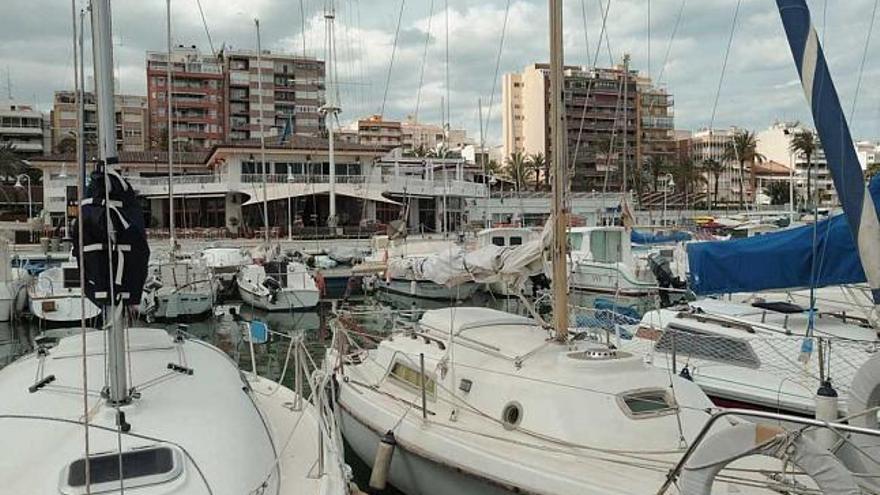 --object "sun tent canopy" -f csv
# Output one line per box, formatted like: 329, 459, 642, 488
240, 183, 400, 206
